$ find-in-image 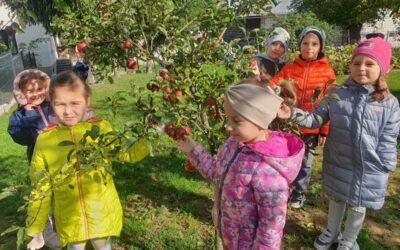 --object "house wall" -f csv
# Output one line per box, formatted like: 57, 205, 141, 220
15, 24, 58, 75
361, 14, 399, 47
